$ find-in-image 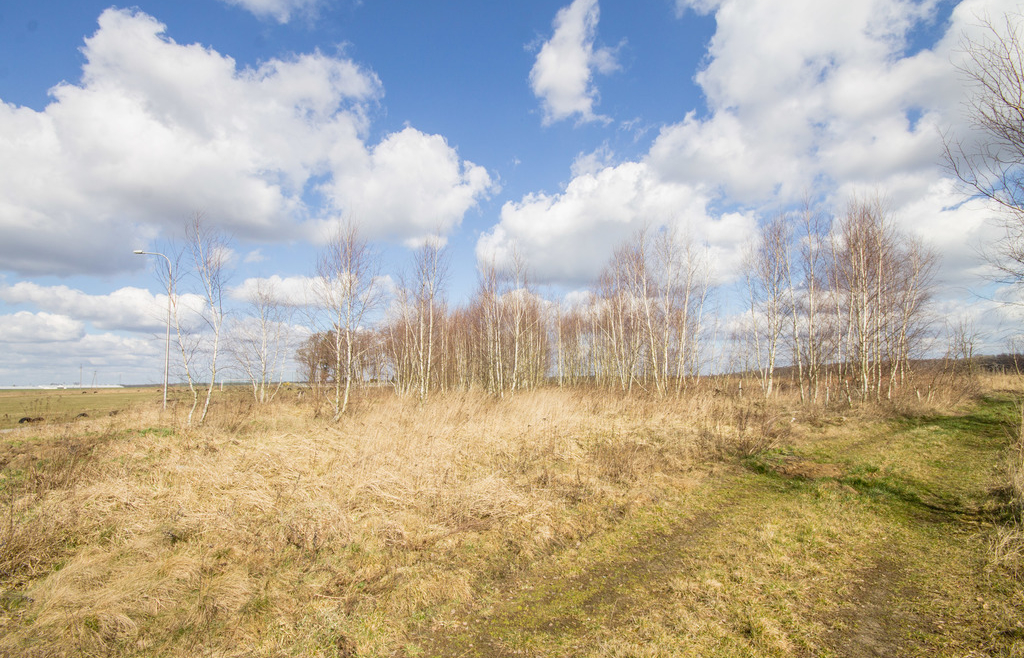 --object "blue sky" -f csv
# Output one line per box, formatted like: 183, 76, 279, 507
0, 0, 1020, 386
